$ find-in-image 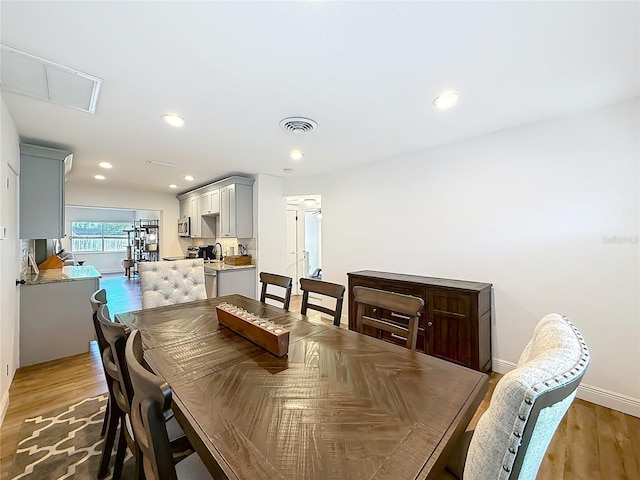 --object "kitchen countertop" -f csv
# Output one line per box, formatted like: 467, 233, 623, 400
204, 262, 256, 272
22, 265, 102, 285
